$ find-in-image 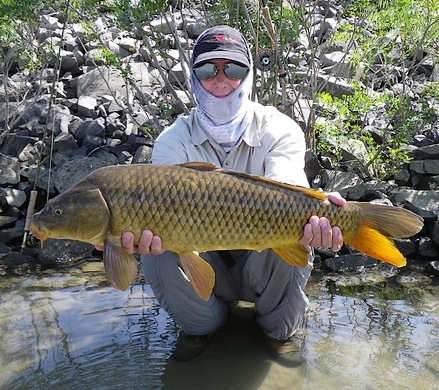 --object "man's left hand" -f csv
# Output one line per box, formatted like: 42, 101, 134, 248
298, 192, 345, 252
